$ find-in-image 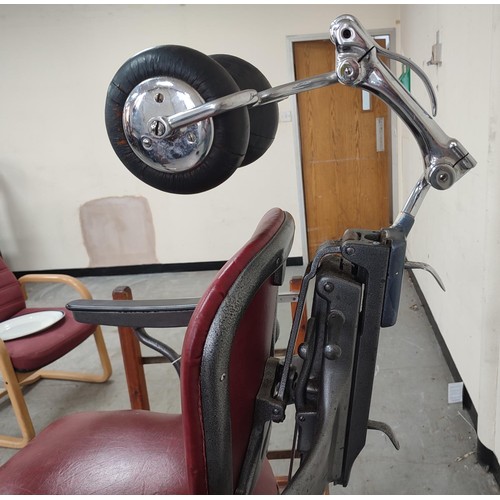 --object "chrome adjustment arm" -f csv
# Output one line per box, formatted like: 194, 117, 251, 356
152, 71, 340, 139
330, 15, 476, 227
